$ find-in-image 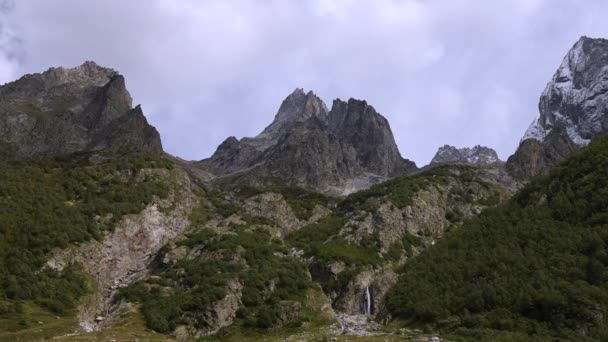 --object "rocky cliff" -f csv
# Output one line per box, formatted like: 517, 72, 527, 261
45, 167, 198, 332
196, 89, 416, 194
0, 61, 162, 160
430, 145, 500, 165
507, 36, 608, 179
